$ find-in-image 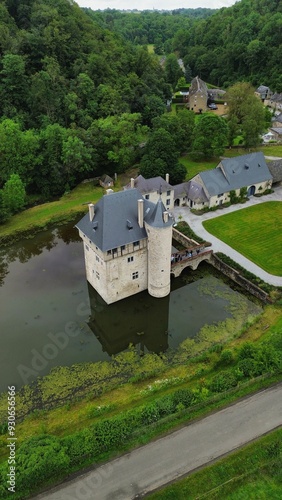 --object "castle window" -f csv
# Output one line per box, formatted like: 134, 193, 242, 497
167, 190, 171, 196
96, 255, 99, 262
166, 199, 170, 206
132, 271, 139, 280
133, 241, 139, 247
96, 271, 100, 280
85, 245, 89, 251
112, 248, 117, 254
121, 245, 125, 251
145, 194, 149, 200
128, 256, 134, 263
